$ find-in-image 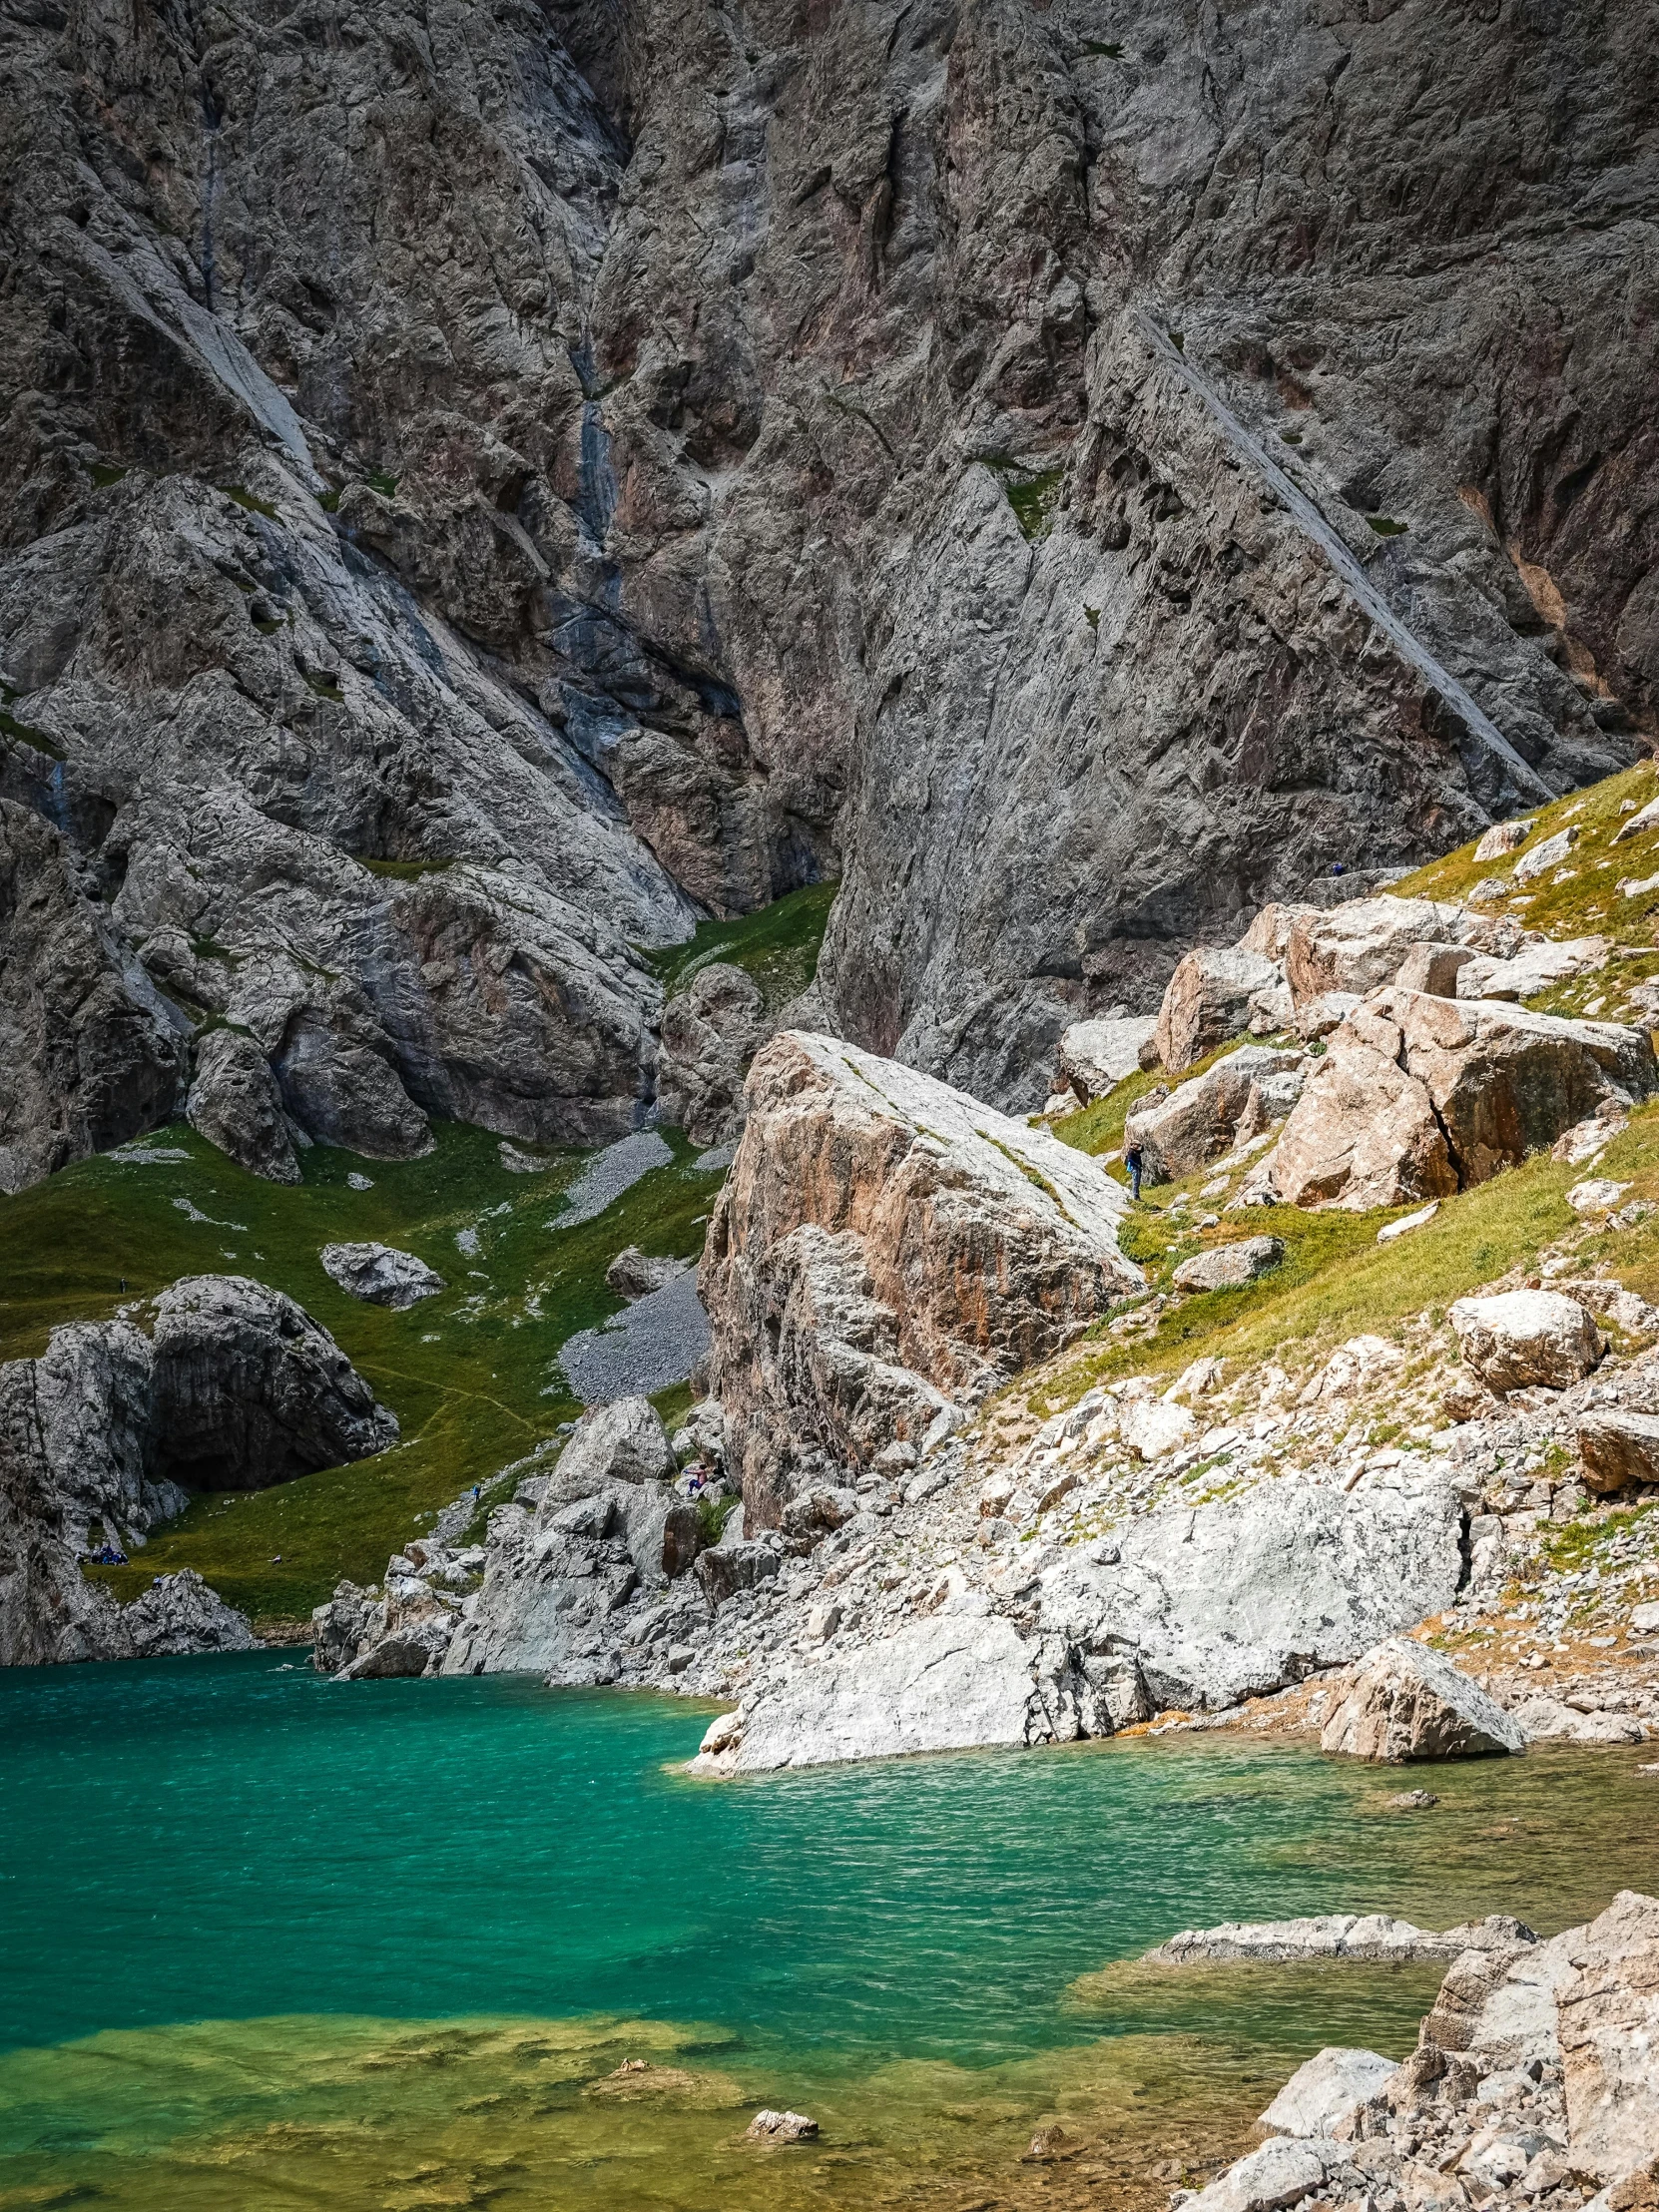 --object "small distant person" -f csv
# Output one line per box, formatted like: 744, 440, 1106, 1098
1124, 1141, 1144, 1202
472, 1483, 481, 1503
1331, 860, 1346, 877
